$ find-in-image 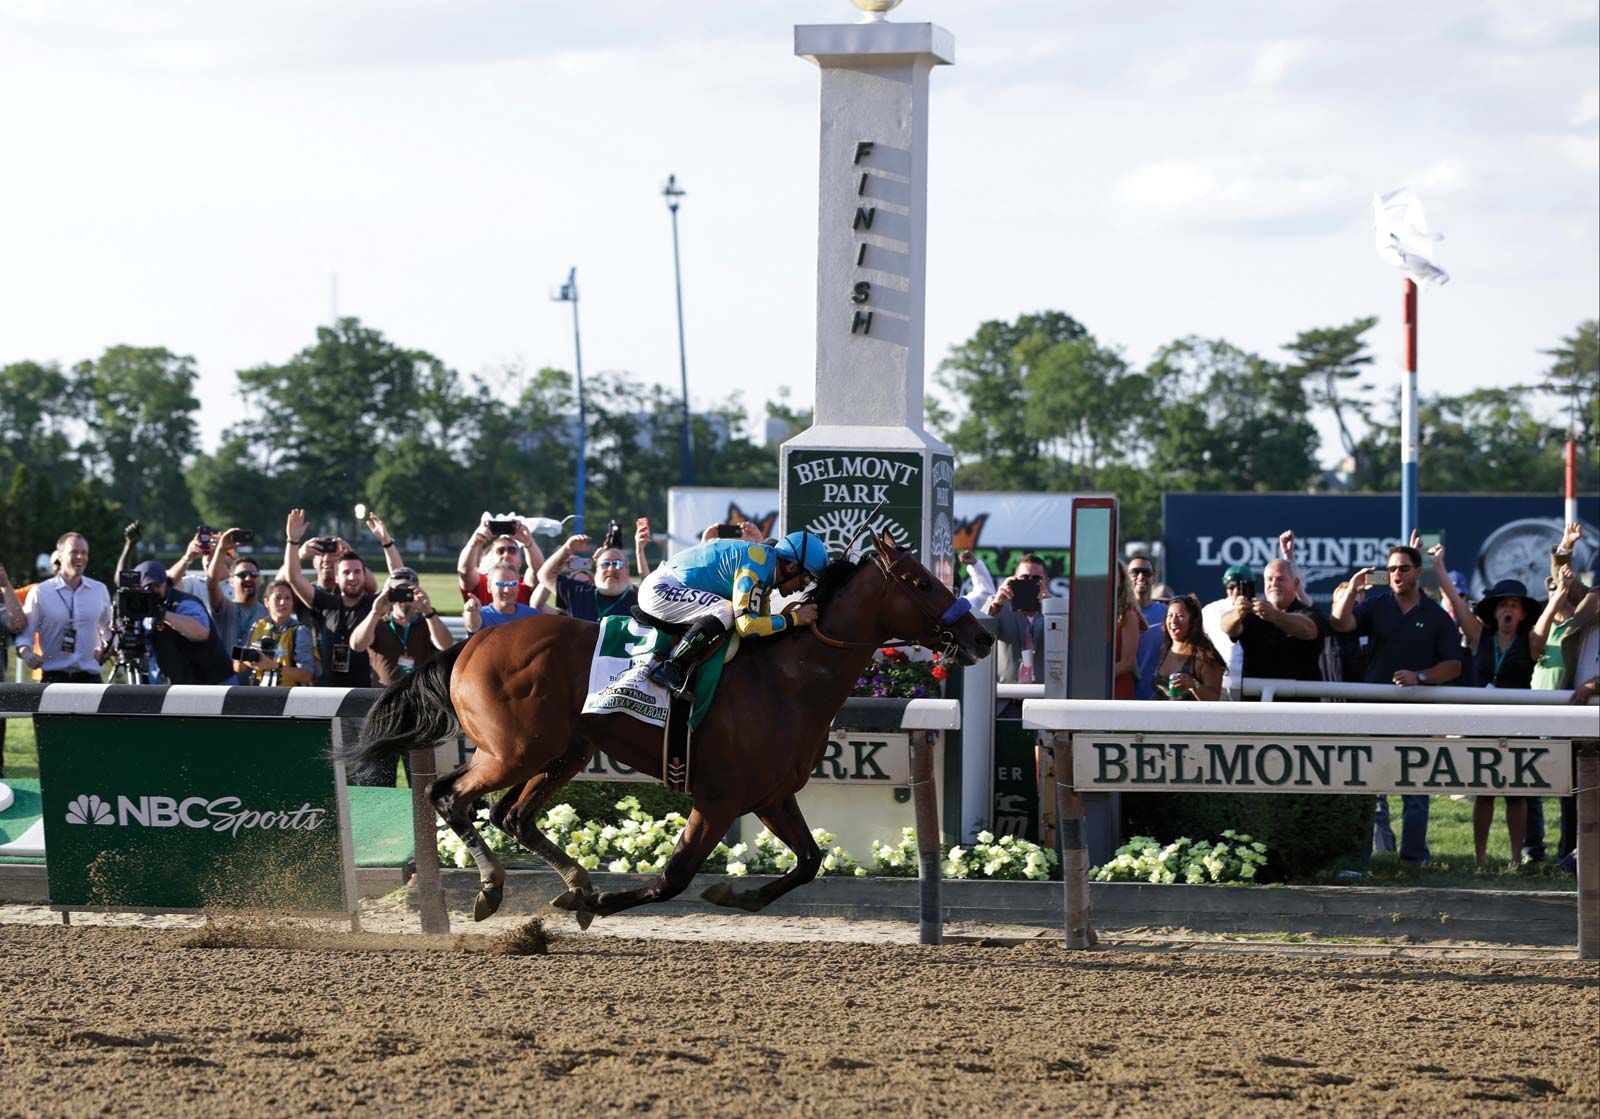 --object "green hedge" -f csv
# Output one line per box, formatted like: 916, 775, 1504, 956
549, 782, 693, 825
1121, 792, 1373, 879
